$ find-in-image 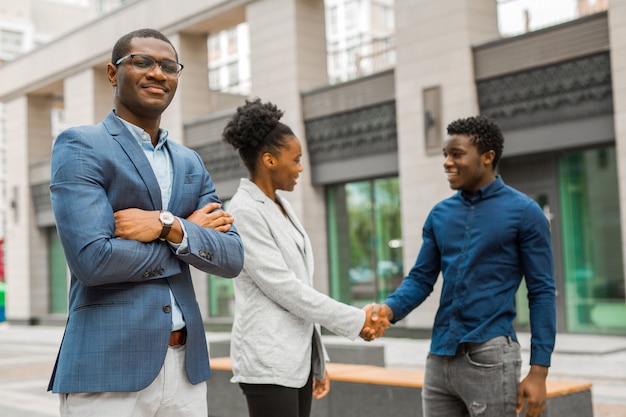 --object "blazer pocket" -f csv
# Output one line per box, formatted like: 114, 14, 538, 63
73, 300, 132, 312
184, 173, 202, 184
